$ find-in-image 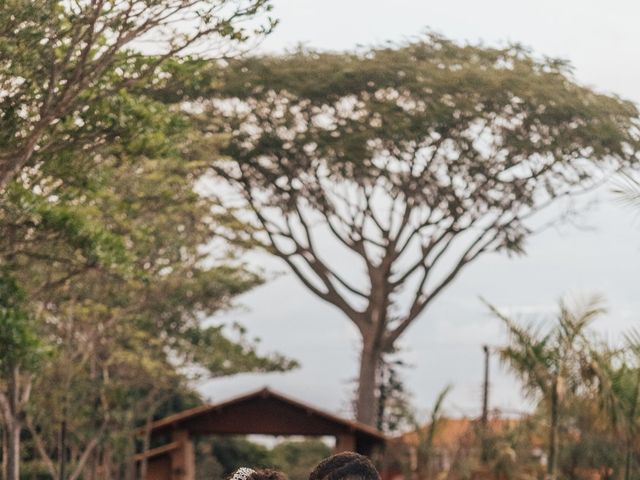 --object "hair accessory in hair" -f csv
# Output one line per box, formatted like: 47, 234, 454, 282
231, 468, 256, 480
